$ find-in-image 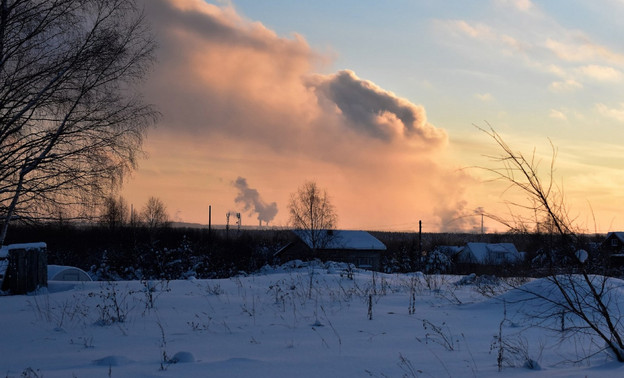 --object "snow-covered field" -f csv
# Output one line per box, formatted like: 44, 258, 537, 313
2, 261, 624, 377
